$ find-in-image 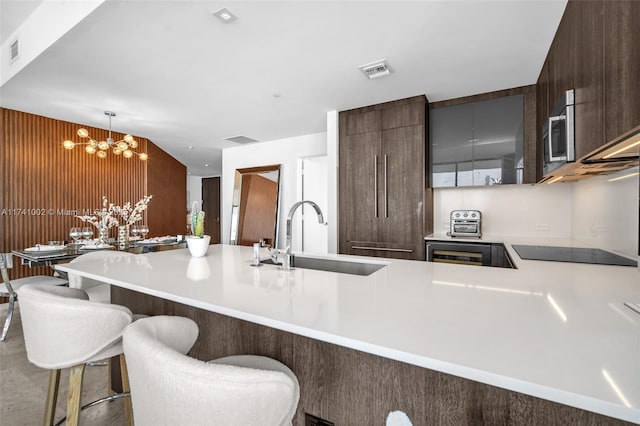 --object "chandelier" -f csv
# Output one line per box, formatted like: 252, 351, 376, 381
63, 111, 148, 161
